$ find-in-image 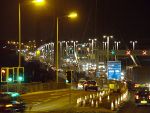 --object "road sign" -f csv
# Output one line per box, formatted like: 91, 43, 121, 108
107, 61, 121, 80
